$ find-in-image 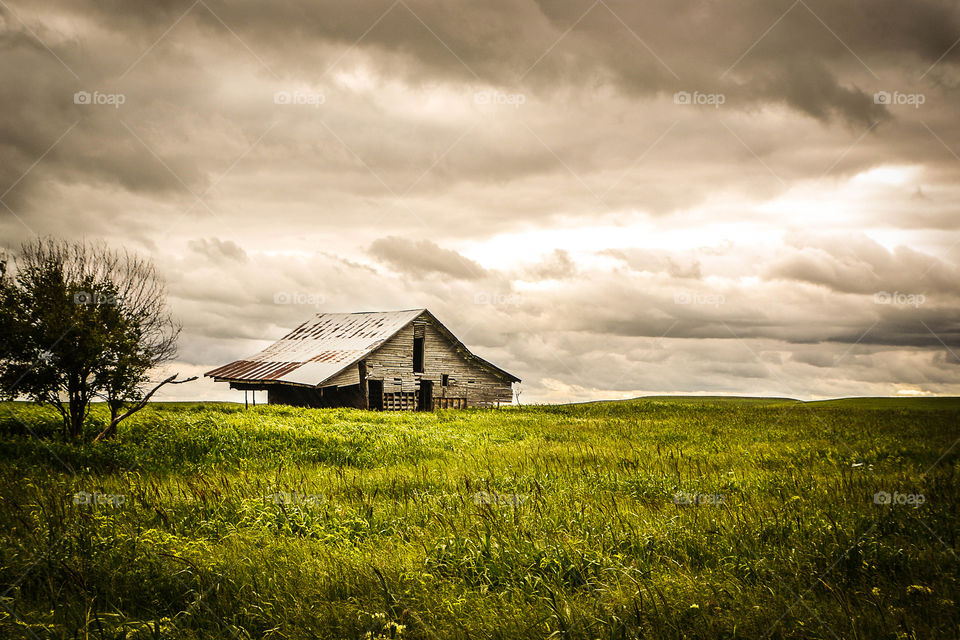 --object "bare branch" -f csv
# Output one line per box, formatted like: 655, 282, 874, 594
93, 374, 197, 442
